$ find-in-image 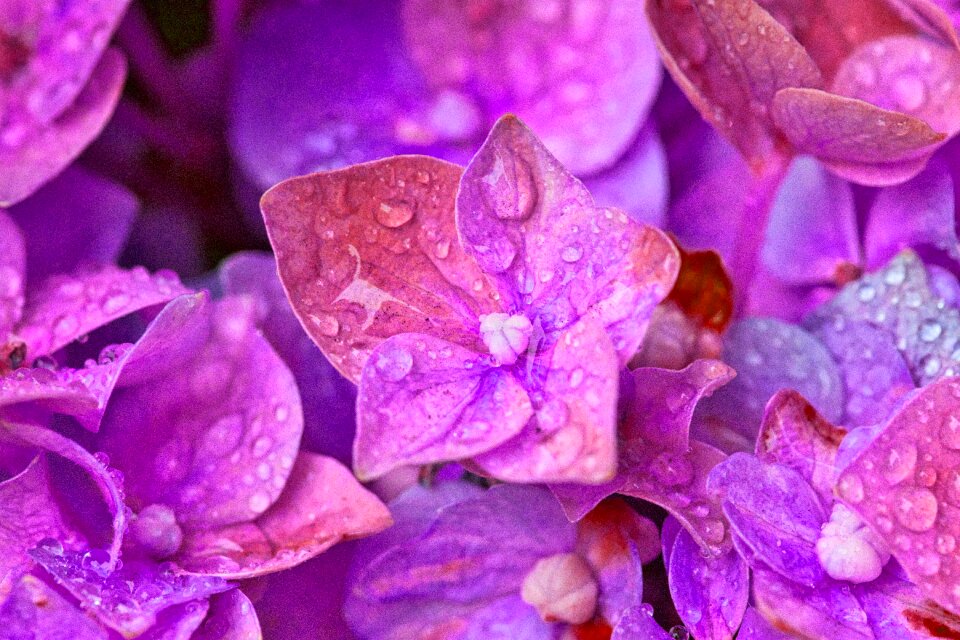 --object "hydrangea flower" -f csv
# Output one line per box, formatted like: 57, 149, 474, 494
346, 481, 659, 639
0, 0, 131, 205
261, 115, 679, 483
